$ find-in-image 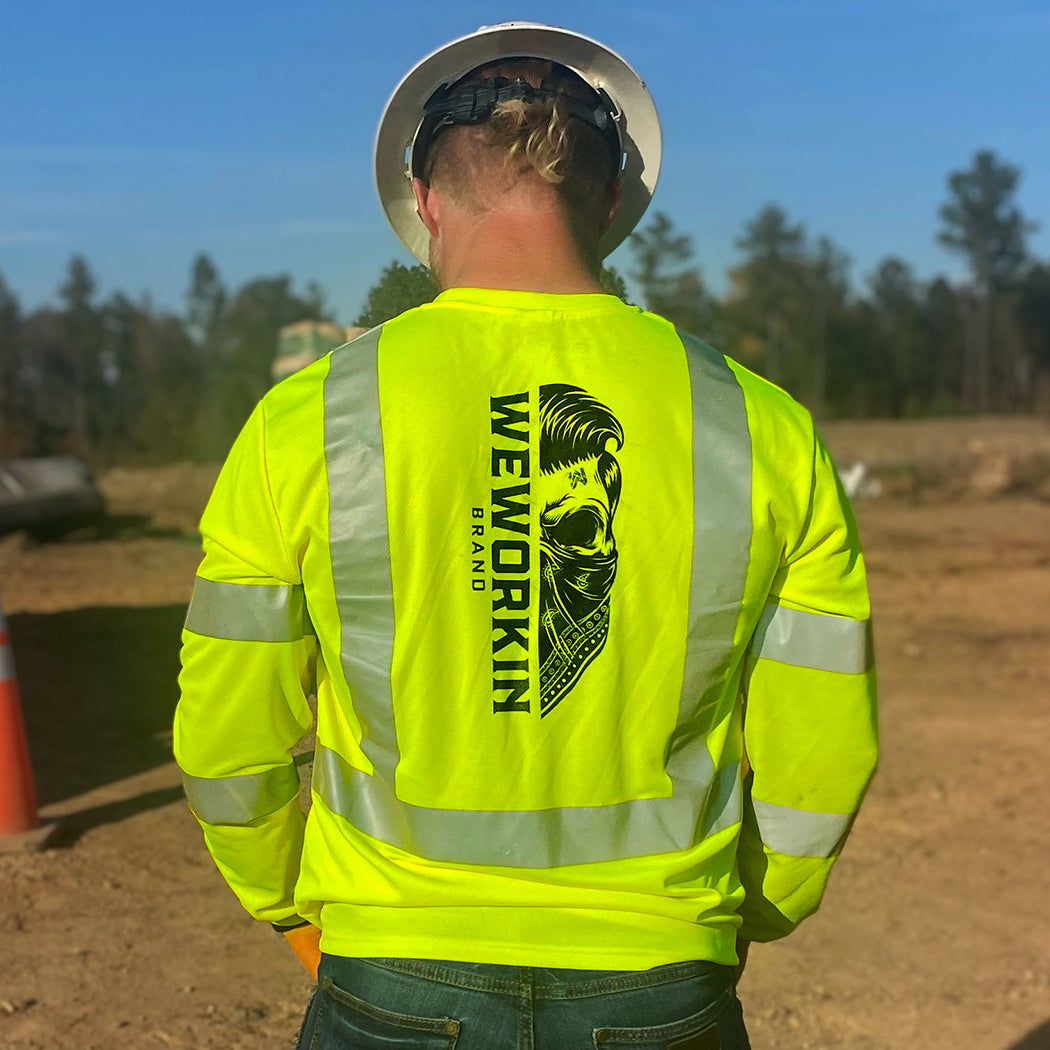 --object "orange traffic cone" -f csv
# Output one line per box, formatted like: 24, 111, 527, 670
0, 594, 40, 837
